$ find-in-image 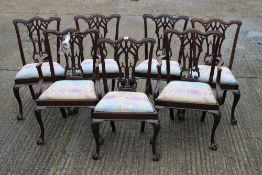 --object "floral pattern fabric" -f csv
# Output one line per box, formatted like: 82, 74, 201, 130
156, 81, 218, 105
135, 59, 181, 75
197, 65, 237, 85
38, 80, 97, 101
95, 91, 155, 113
15, 62, 65, 80
81, 58, 119, 74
